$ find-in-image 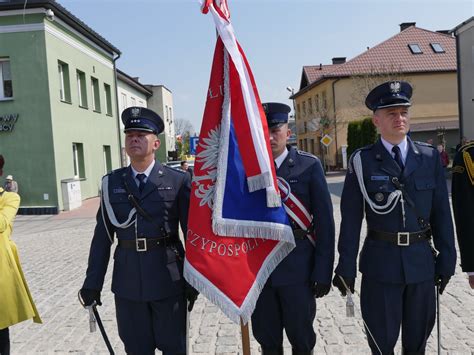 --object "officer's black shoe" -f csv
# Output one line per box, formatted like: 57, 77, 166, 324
292, 349, 313, 355
261, 346, 283, 355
